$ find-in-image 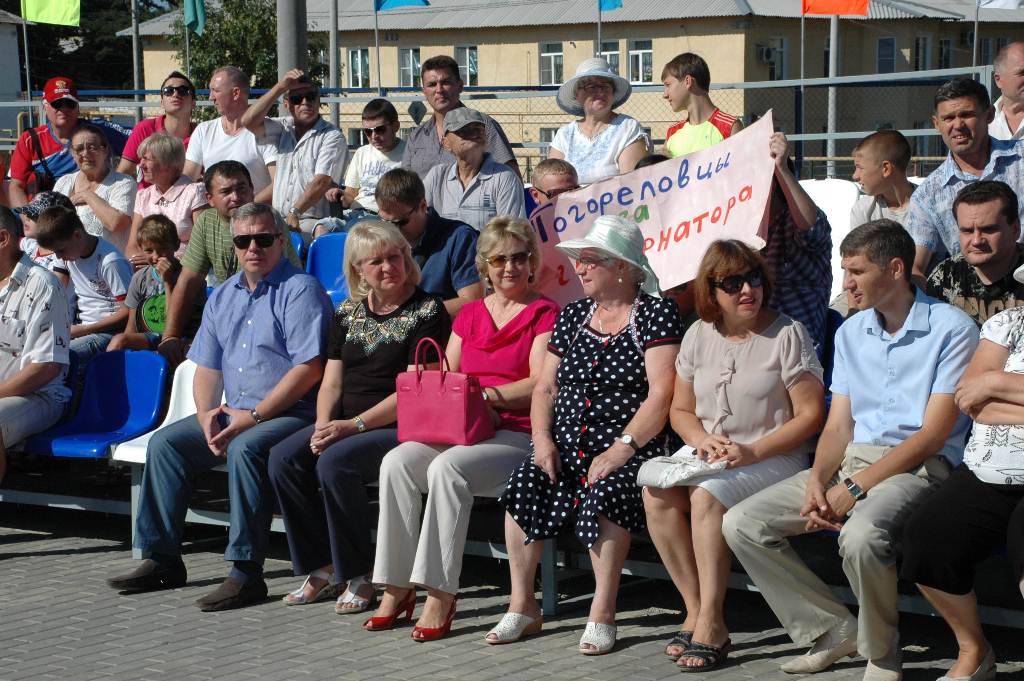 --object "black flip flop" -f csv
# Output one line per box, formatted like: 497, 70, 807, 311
677, 639, 731, 673
666, 630, 694, 661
